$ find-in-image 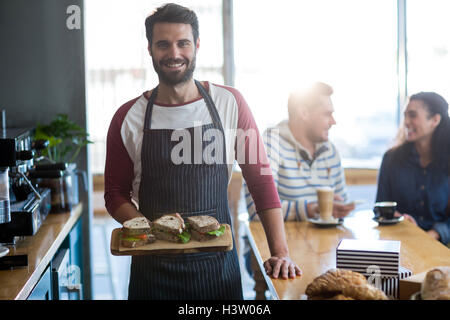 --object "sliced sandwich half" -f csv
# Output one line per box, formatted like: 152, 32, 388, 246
121, 216, 156, 248
151, 213, 191, 243
186, 215, 226, 241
